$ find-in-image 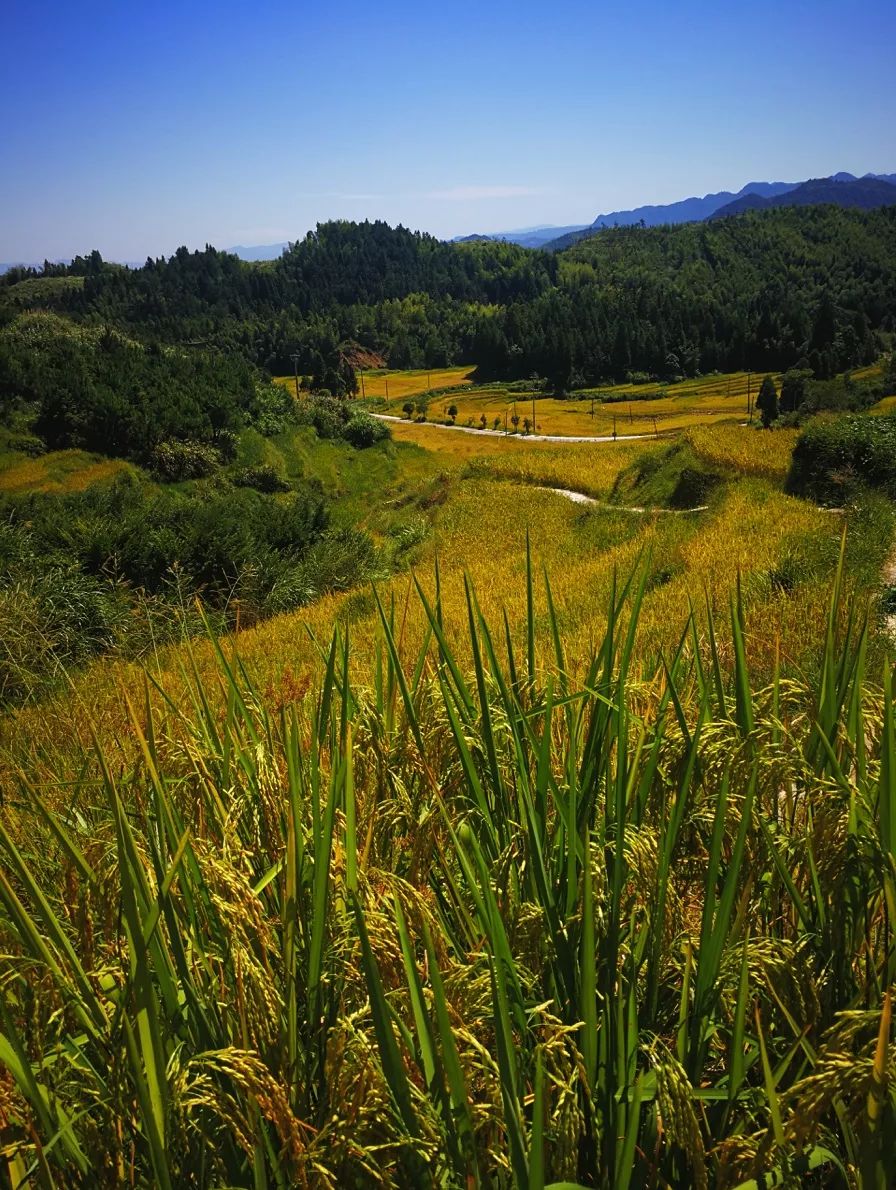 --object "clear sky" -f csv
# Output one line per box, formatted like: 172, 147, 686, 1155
3, 0, 895, 261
